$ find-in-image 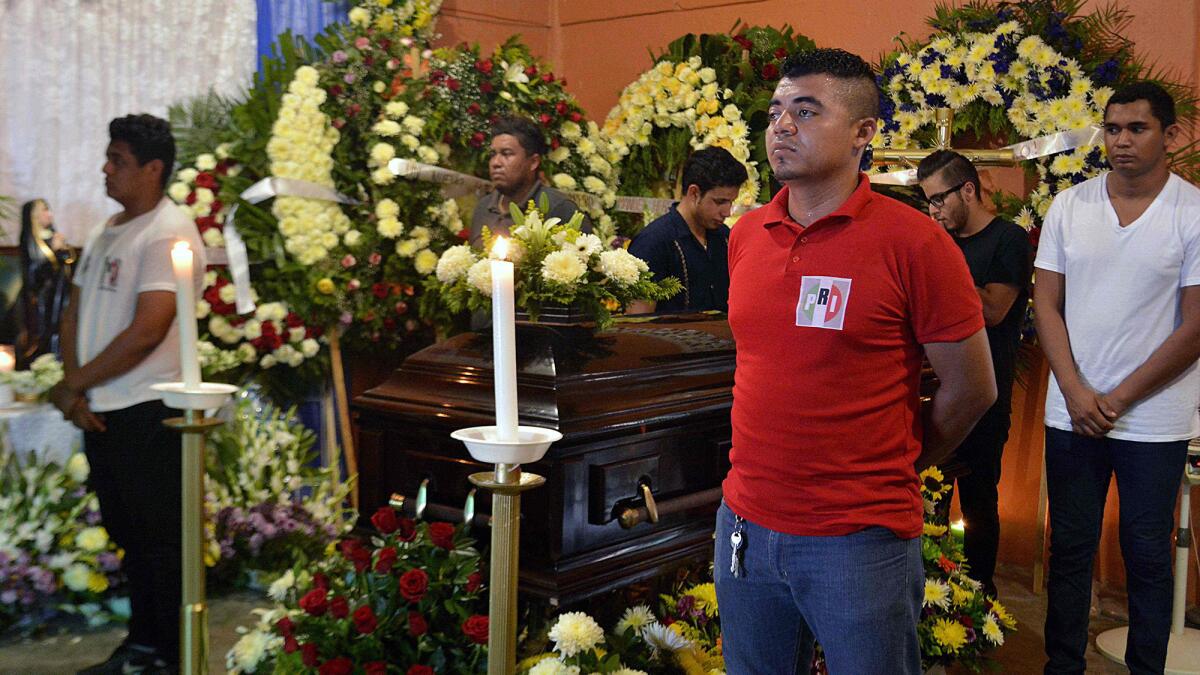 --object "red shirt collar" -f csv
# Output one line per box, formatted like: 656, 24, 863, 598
760, 173, 875, 230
